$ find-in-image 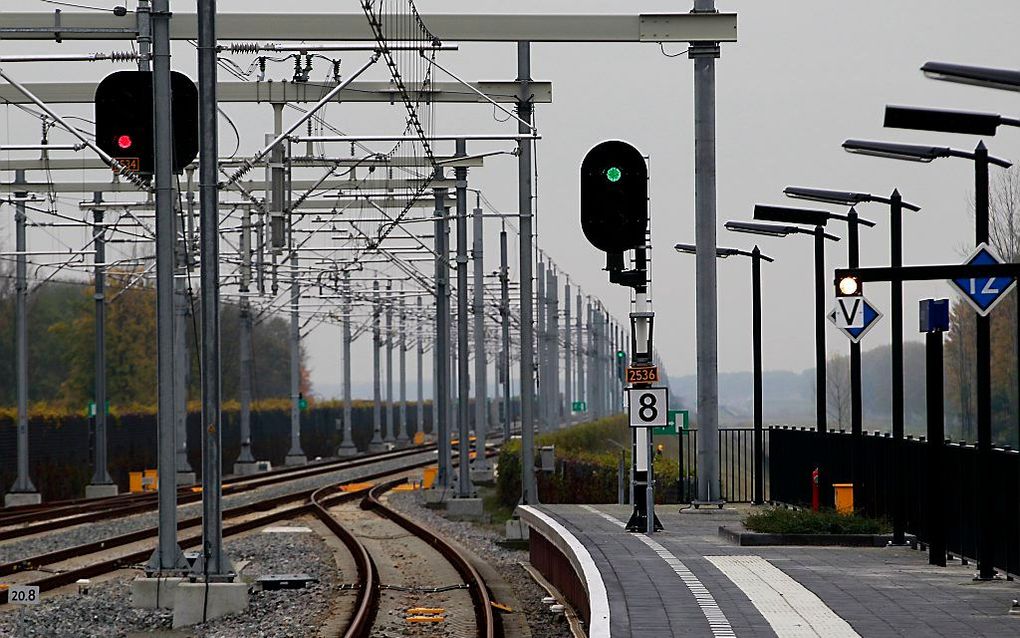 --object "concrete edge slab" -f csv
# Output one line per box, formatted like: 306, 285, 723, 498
719, 525, 915, 547
518, 505, 610, 638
